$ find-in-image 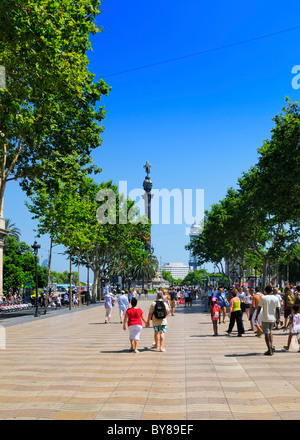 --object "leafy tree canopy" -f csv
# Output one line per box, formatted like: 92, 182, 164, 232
0, 0, 109, 208
3, 235, 46, 292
